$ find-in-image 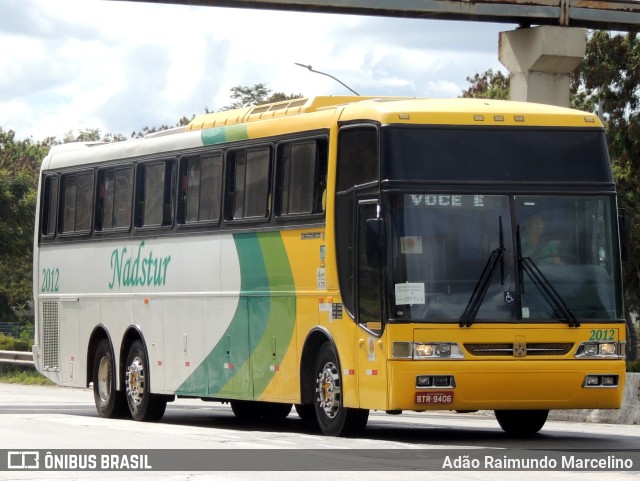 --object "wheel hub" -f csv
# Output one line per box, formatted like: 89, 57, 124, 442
125, 357, 145, 405
316, 361, 341, 418
97, 356, 111, 403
